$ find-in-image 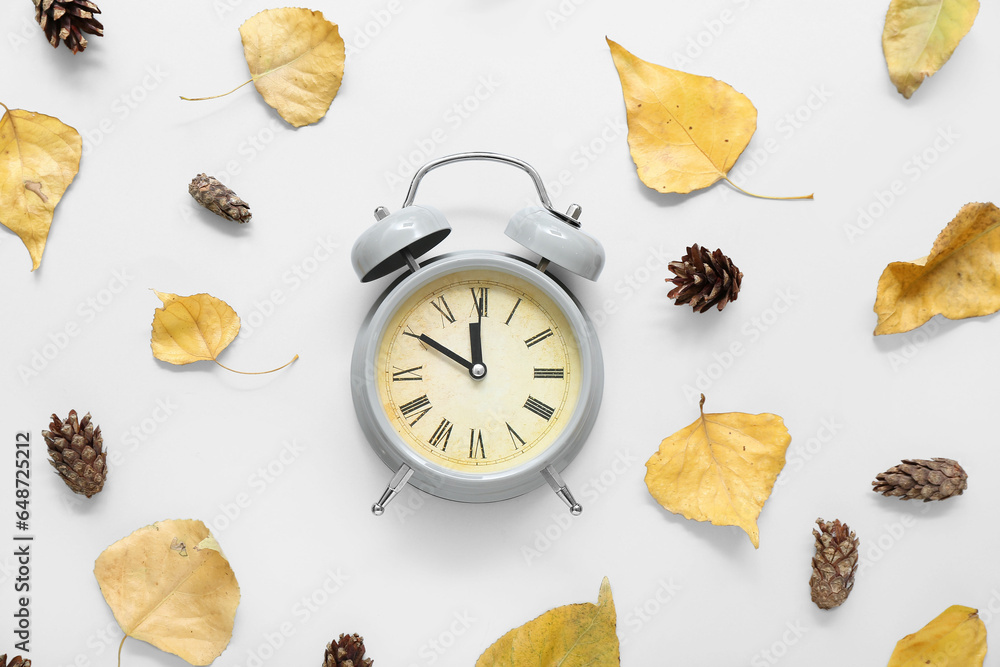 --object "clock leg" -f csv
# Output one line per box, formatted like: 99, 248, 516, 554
372, 464, 414, 516
542, 465, 583, 516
